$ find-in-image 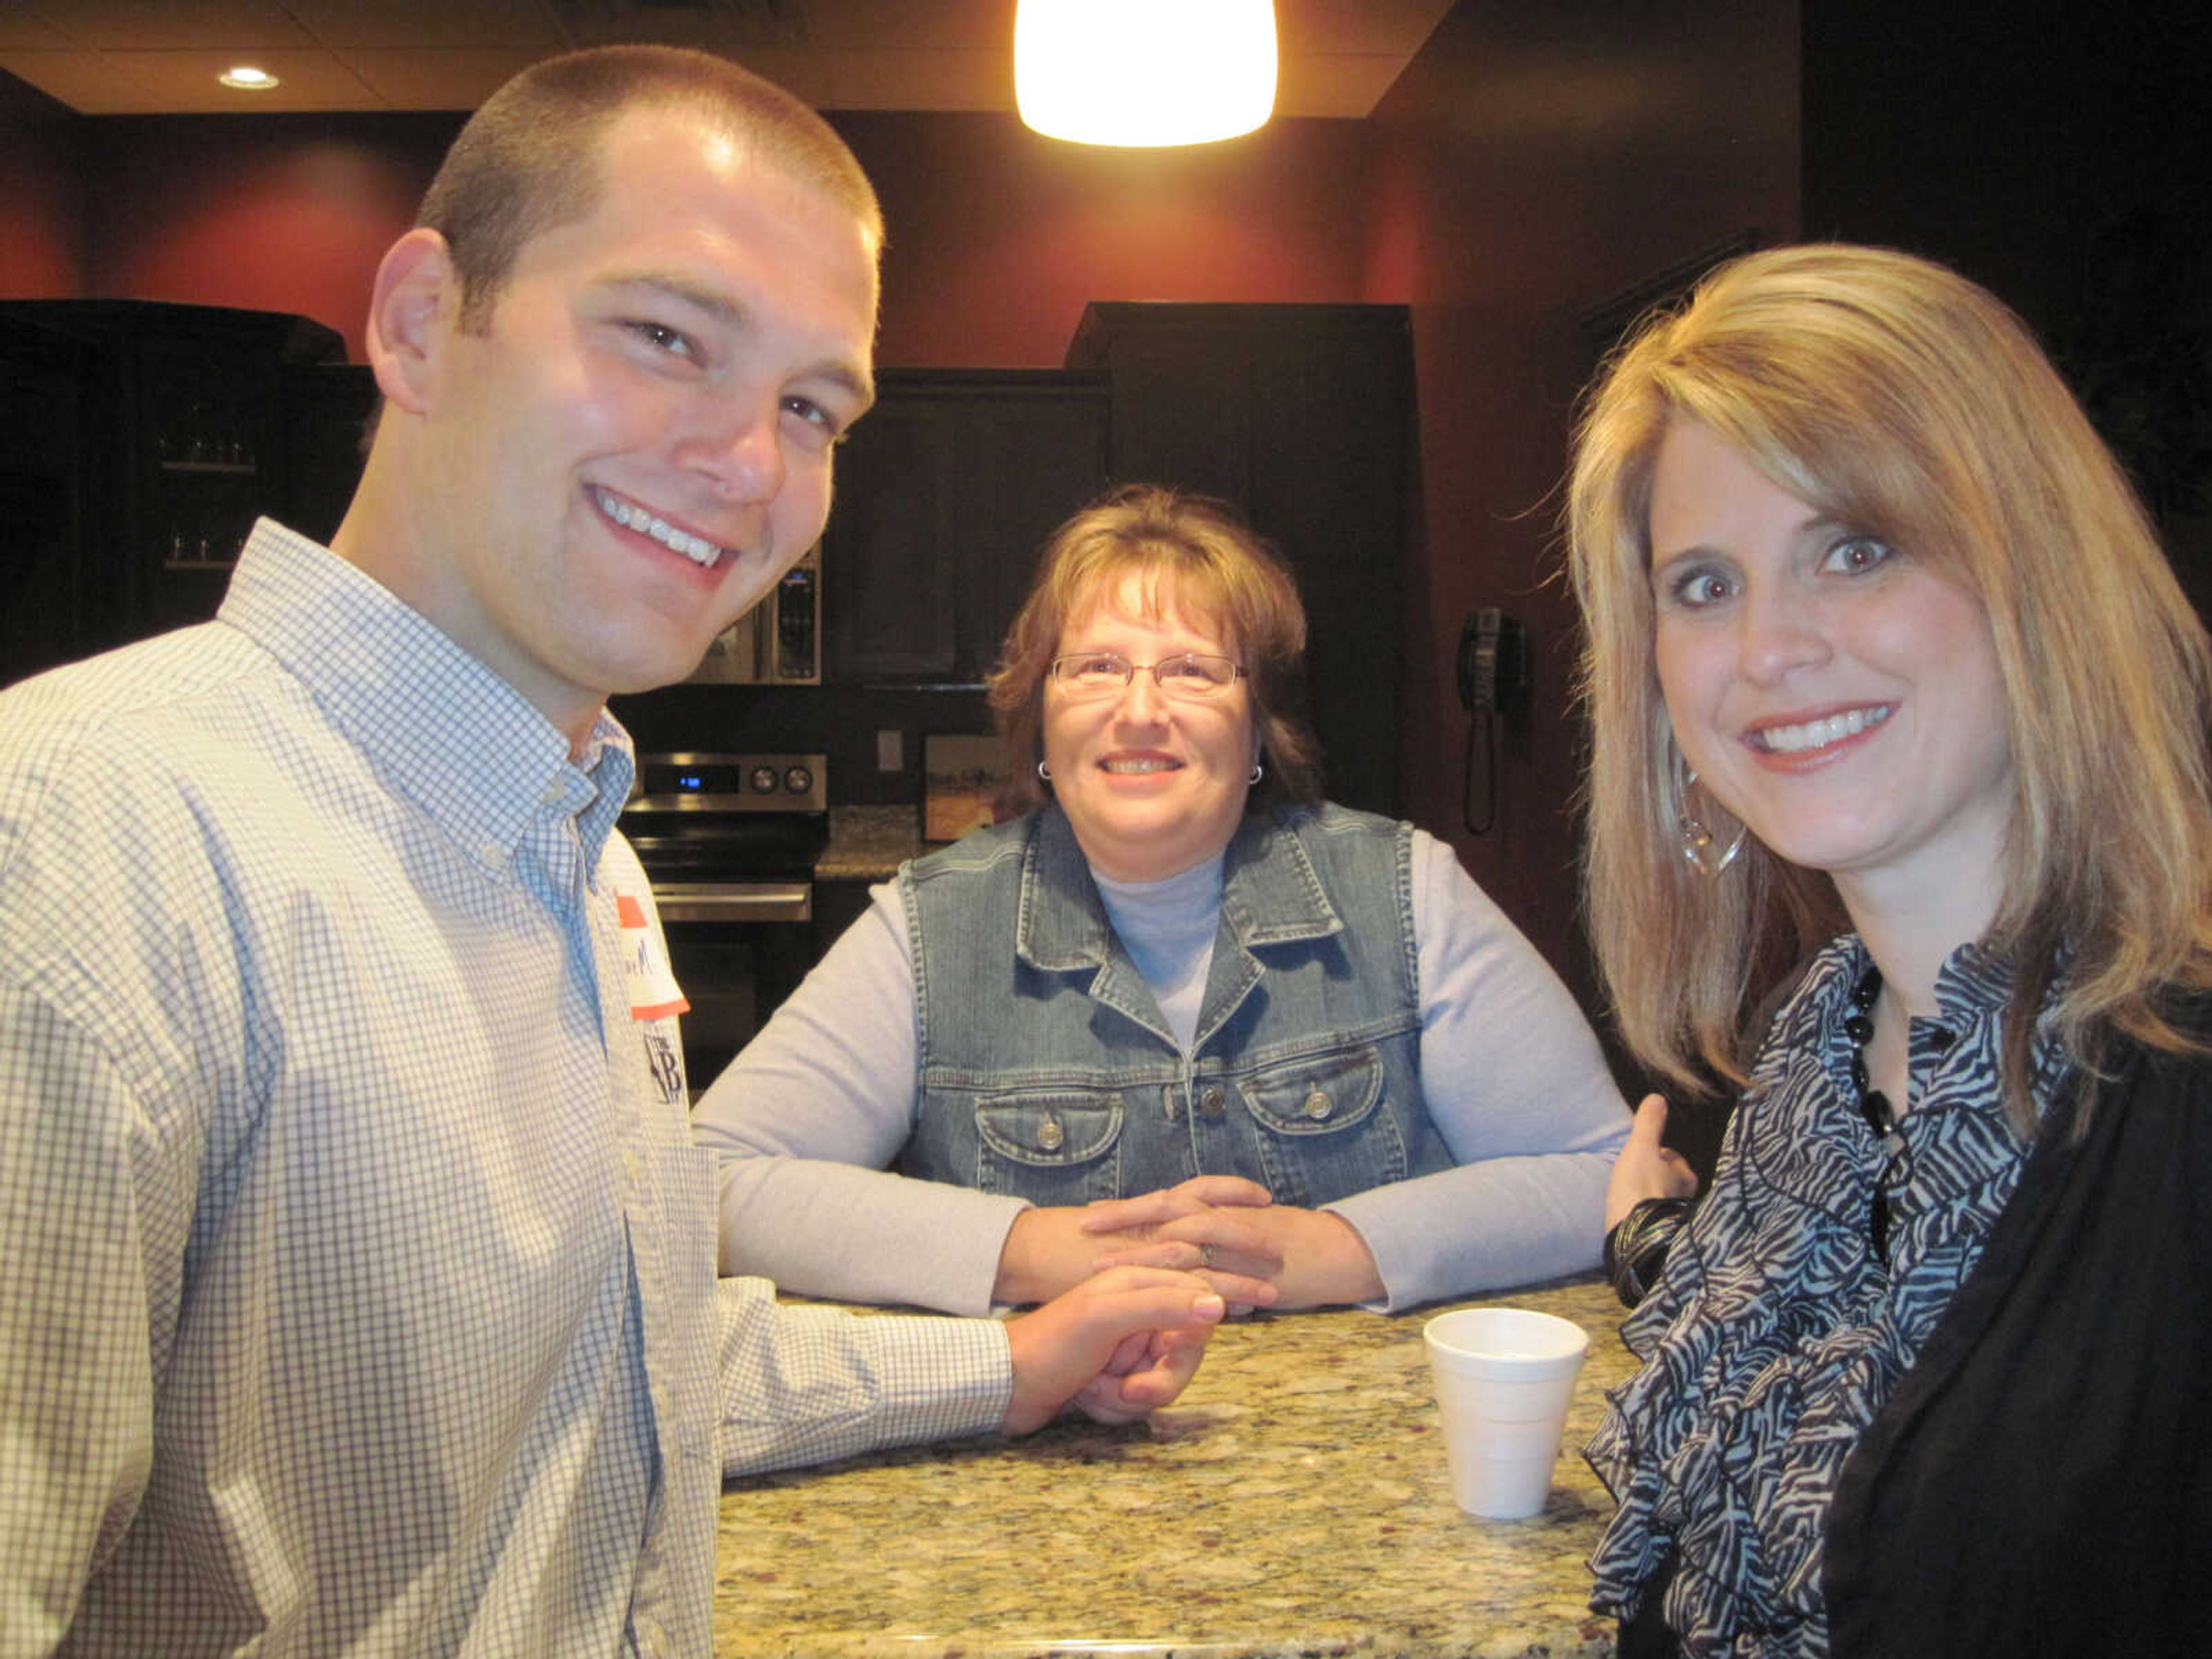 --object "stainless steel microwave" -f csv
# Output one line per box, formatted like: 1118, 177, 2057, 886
685, 544, 821, 685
